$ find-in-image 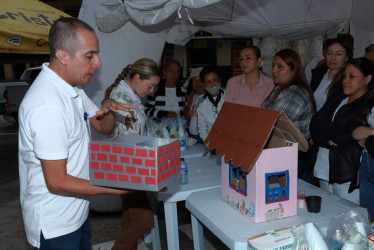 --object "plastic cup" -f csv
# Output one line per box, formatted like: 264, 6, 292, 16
297, 198, 307, 208
305, 195, 322, 213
